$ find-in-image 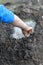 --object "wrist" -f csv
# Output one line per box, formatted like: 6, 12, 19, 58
22, 25, 29, 31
